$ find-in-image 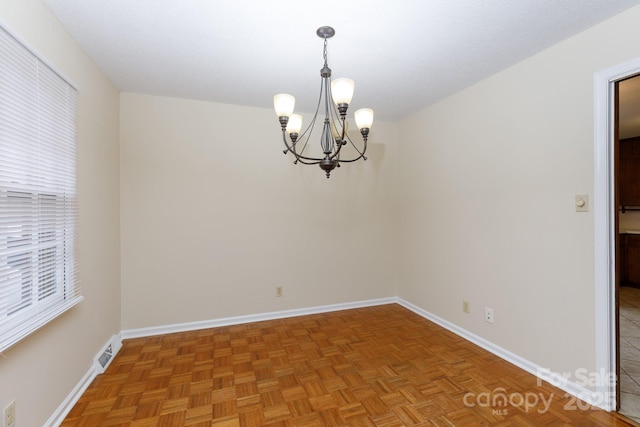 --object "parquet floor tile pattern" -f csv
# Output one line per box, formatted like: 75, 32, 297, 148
62, 304, 635, 426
